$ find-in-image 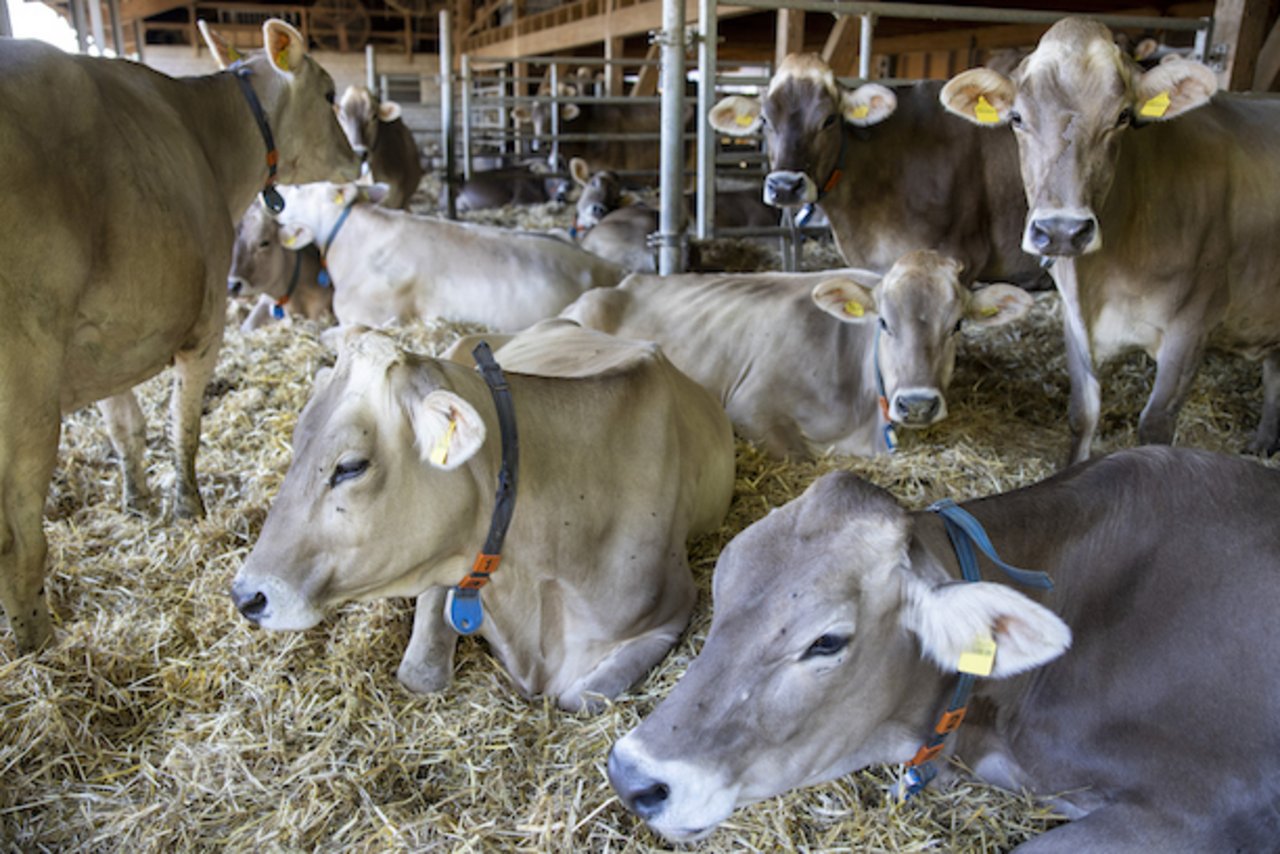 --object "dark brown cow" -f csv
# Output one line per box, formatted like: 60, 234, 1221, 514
709, 53, 1047, 289
452, 164, 570, 212
609, 446, 1280, 850
336, 86, 424, 210
942, 17, 1280, 462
